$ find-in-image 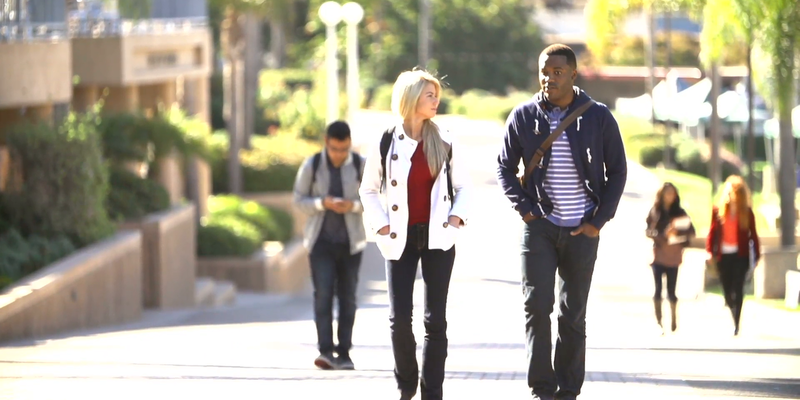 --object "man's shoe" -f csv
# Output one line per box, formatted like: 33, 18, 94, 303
532, 394, 555, 400
314, 352, 336, 370
335, 354, 355, 370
